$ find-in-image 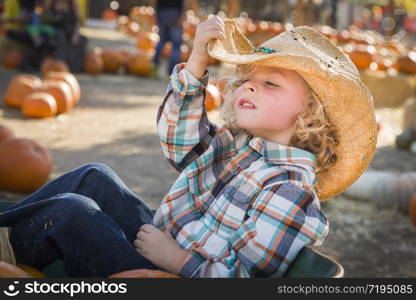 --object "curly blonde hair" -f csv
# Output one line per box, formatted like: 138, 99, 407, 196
219, 64, 339, 173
